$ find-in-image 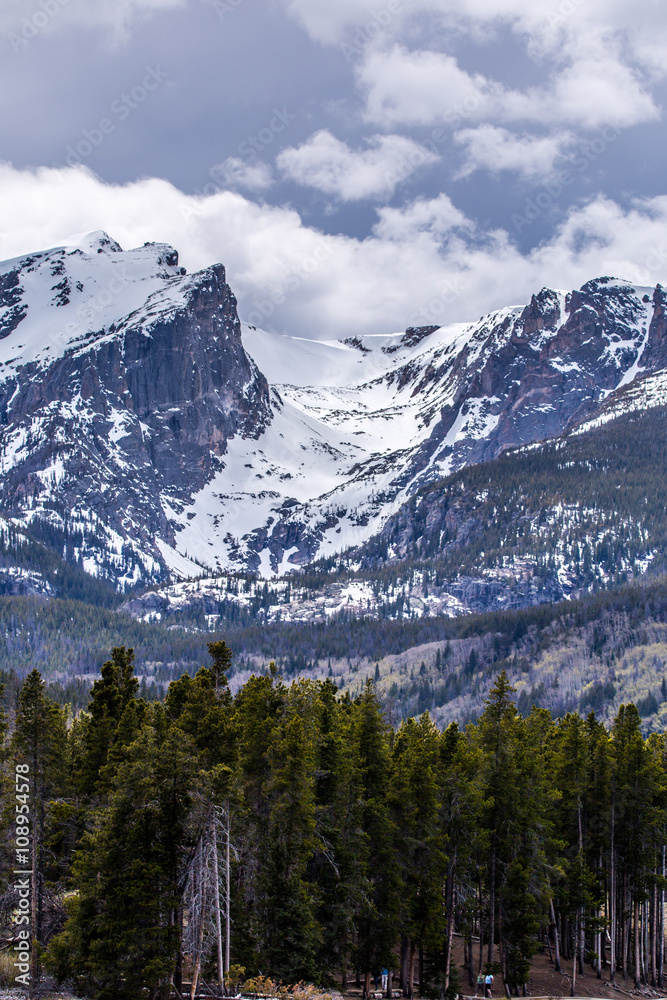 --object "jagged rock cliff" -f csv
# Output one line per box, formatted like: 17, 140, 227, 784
1, 231, 666, 588
0, 232, 270, 586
